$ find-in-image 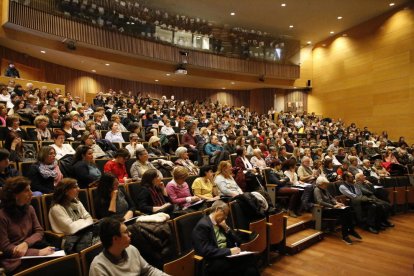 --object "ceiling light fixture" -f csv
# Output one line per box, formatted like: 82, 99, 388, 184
91, 70, 96, 73
166, 73, 171, 76
231, 82, 235, 85
155, 79, 159, 82
389, 3, 395, 6
330, 31, 335, 34
337, 16, 343, 20
40, 50, 46, 54
281, 3, 286, 7
289, 25, 294, 28
105, 63, 110, 66
230, 12, 235, 16
307, 41, 312, 44
222, 87, 226, 90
